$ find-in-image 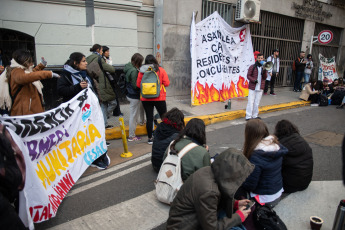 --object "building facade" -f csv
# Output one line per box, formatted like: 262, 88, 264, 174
1, 0, 344, 100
